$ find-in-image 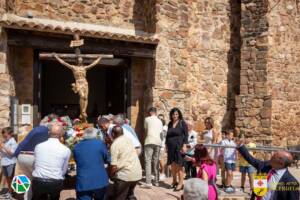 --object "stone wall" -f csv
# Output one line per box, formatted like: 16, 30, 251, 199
267, 0, 300, 146
130, 58, 154, 142
153, 0, 233, 132
0, 0, 6, 15
235, 0, 300, 146
8, 47, 34, 104
235, 0, 272, 143
1, 0, 238, 134
7, 0, 155, 32
0, 0, 298, 144
0, 28, 11, 127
